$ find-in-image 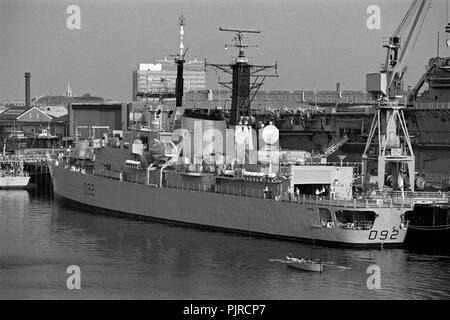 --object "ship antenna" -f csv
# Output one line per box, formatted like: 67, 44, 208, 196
179, 14, 185, 59
438, 31, 440, 57
446, 0, 450, 47
219, 27, 260, 63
